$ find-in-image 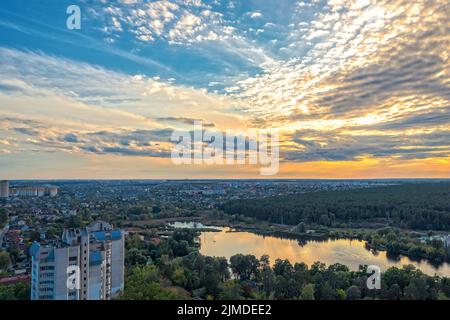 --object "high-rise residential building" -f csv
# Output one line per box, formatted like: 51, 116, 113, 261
0, 180, 9, 198
48, 186, 58, 197
9, 185, 58, 197
30, 221, 124, 300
